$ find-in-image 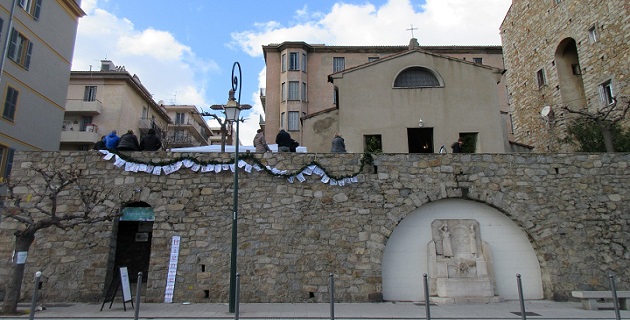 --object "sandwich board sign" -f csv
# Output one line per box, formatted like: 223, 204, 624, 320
100, 266, 134, 311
